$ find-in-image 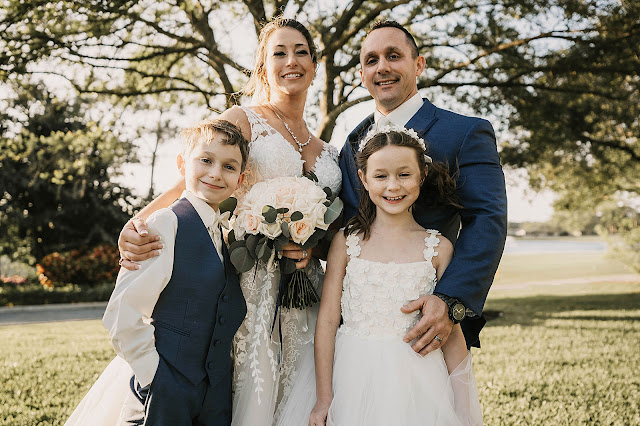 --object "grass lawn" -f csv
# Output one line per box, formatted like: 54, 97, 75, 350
1, 252, 639, 425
